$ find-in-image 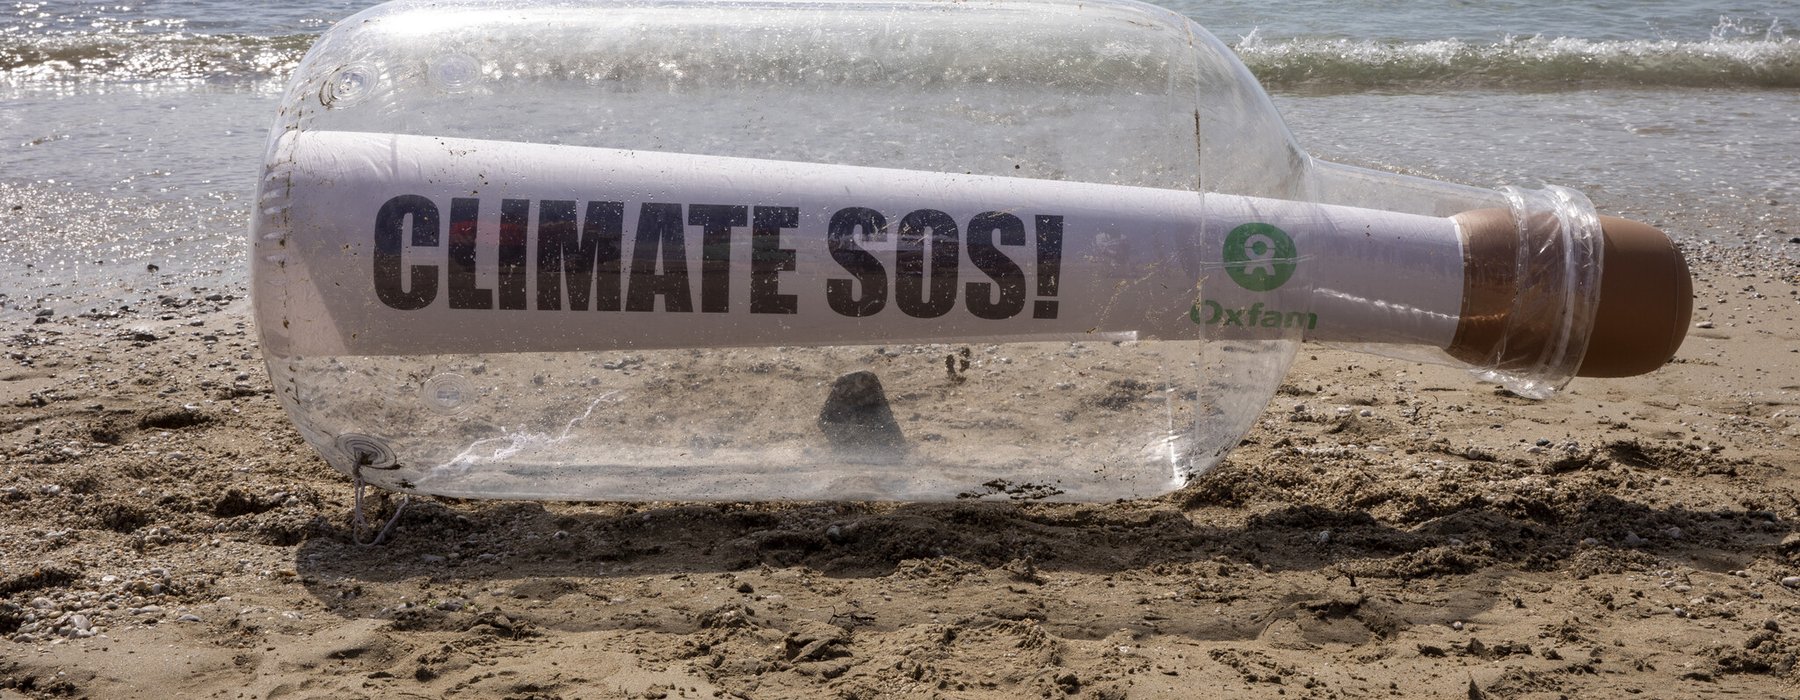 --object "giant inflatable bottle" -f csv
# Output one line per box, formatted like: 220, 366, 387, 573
254, 0, 1691, 501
